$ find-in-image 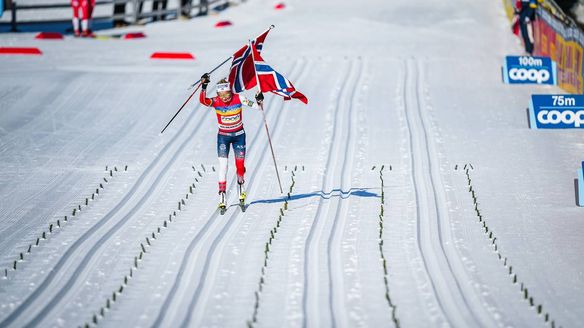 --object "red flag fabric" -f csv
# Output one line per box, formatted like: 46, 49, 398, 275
251, 42, 308, 104
228, 28, 271, 93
